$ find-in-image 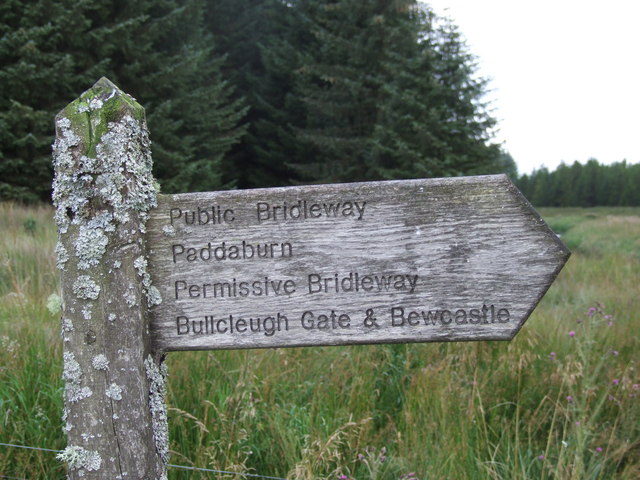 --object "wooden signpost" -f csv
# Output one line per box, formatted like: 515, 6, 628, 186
53, 79, 570, 479
147, 177, 569, 351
